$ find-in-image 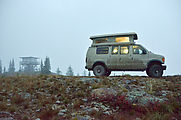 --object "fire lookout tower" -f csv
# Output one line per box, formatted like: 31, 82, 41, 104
19, 57, 40, 74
